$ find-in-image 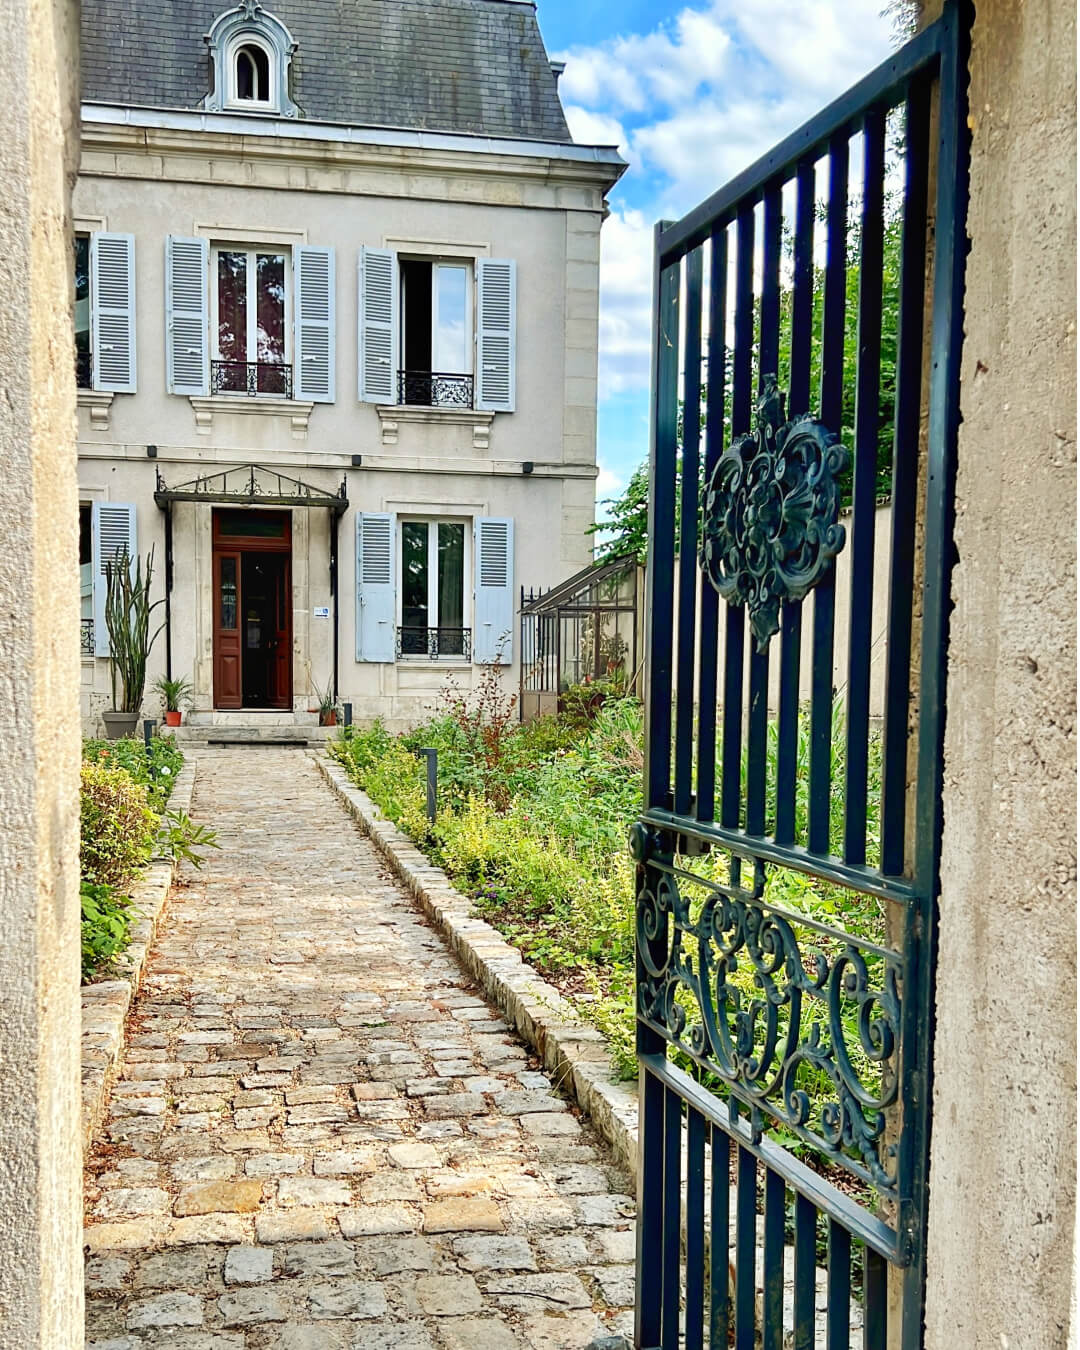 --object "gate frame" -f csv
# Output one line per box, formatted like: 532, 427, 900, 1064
634, 5, 971, 1346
